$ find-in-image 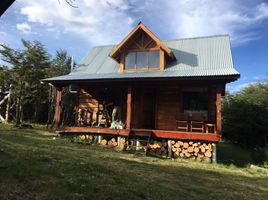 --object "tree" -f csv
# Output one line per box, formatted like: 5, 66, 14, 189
222, 82, 268, 148
0, 39, 71, 125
